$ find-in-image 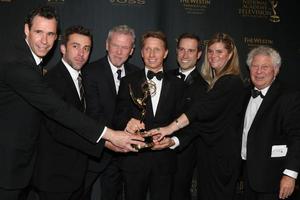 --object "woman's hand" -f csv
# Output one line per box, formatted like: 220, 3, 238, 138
147, 126, 174, 142
151, 137, 175, 150
147, 114, 190, 141
125, 118, 145, 134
